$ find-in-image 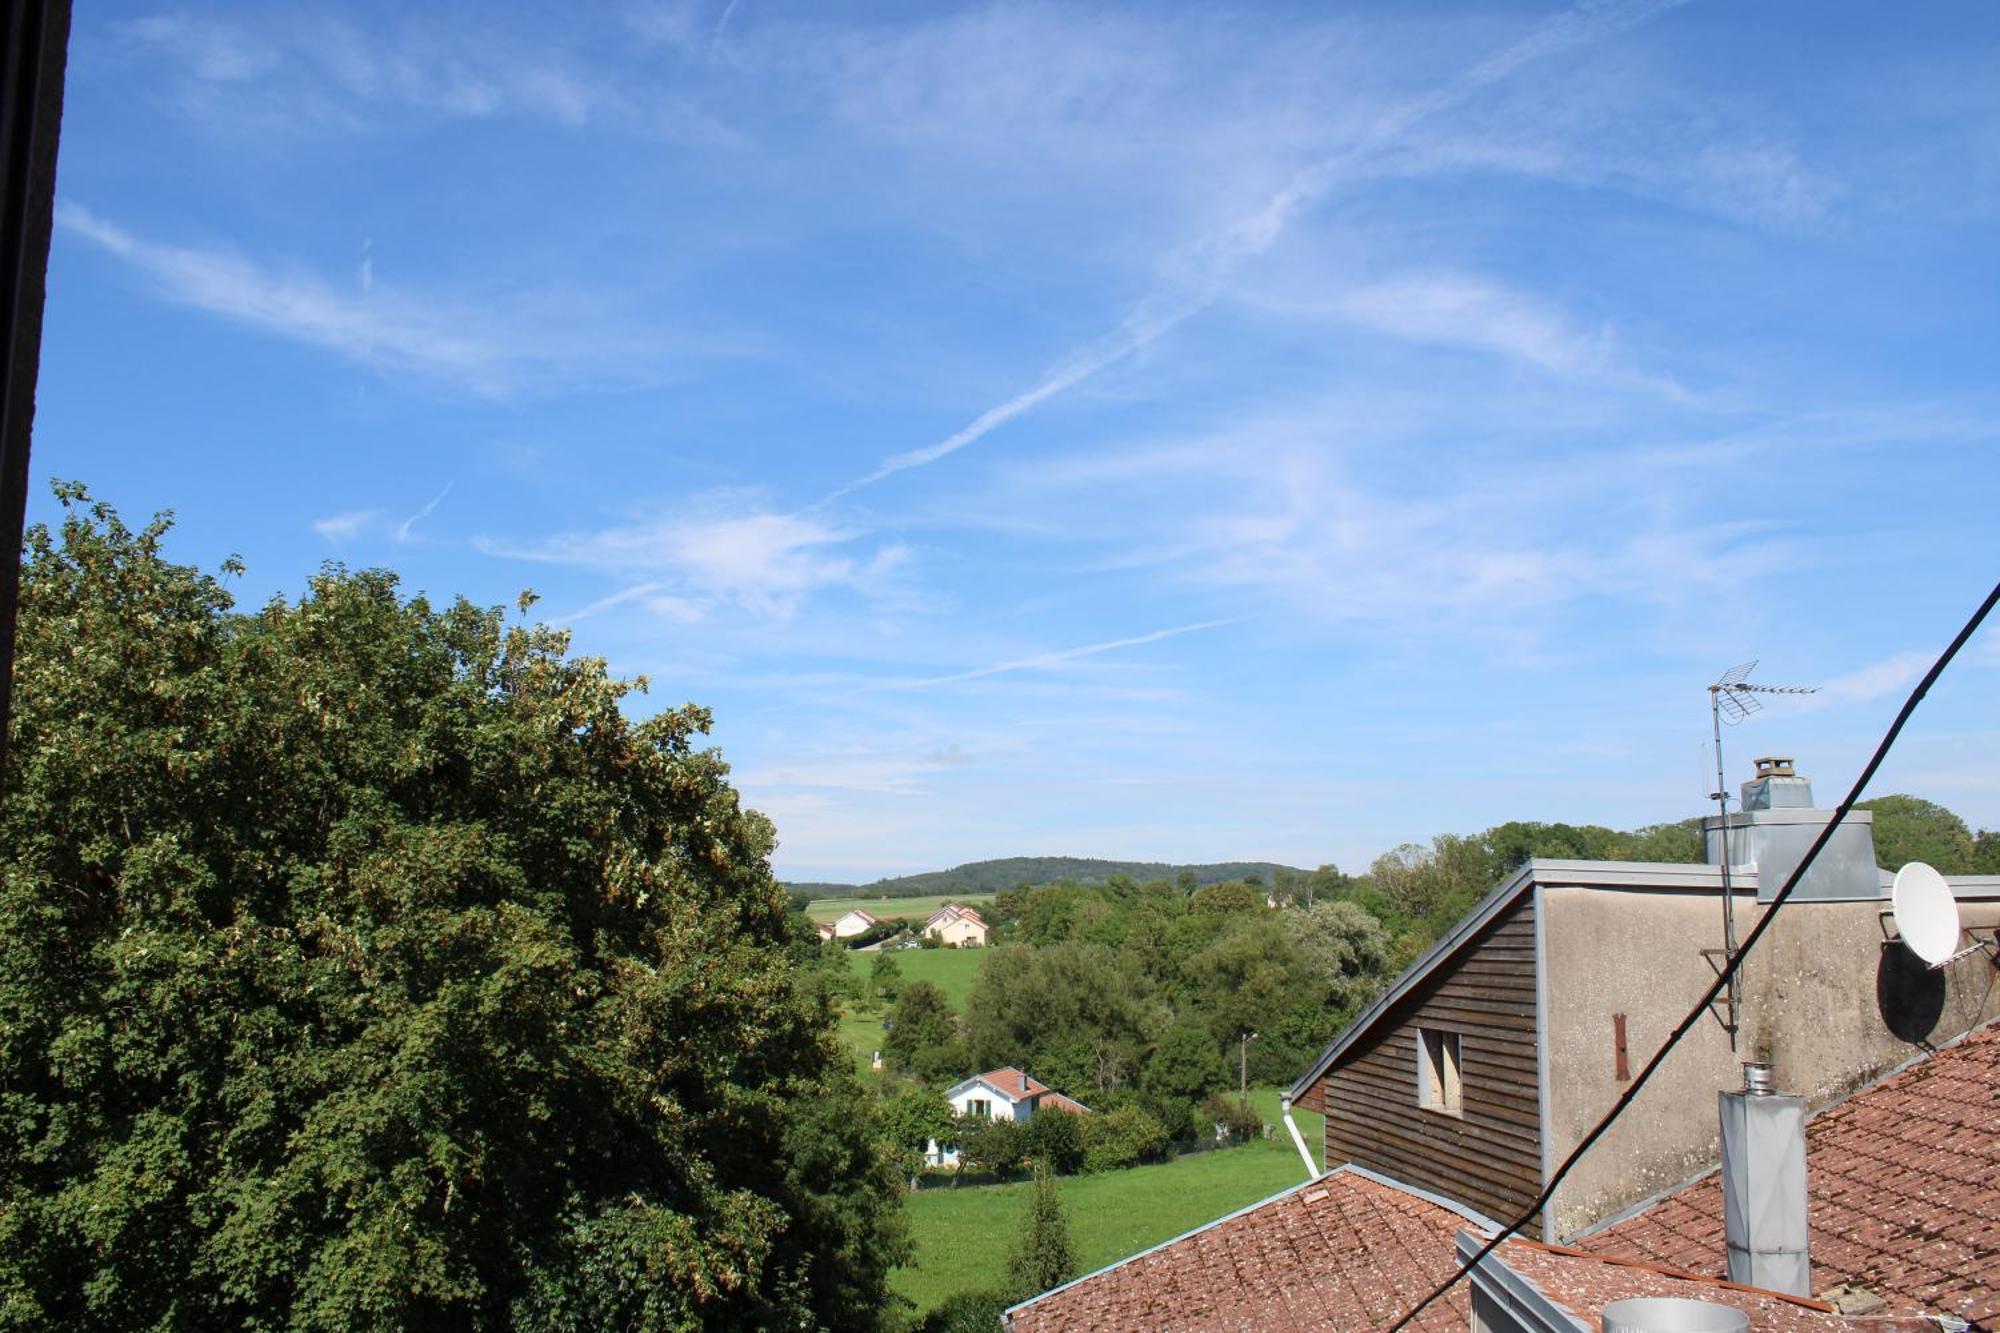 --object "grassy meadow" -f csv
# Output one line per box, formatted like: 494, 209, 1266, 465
837, 947, 986, 1075
890, 1087, 1325, 1315
804, 893, 995, 924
